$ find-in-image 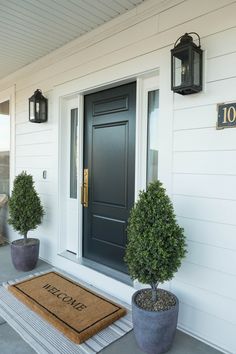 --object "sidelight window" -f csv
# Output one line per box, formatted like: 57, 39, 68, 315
70, 108, 78, 199
146, 90, 159, 186
0, 100, 10, 194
